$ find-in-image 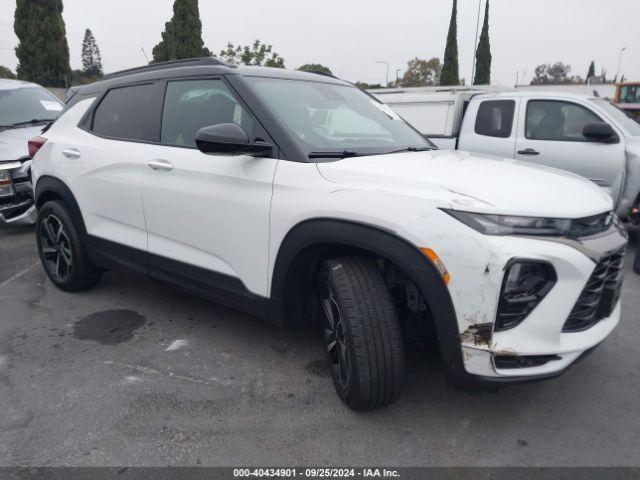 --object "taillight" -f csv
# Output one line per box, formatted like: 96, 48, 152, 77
28, 136, 47, 159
